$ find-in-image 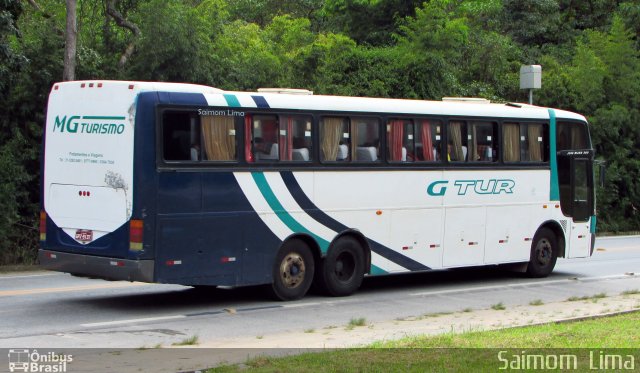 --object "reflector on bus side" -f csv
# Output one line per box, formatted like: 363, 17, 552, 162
129, 219, 143, 251
39, 211, 47, 242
